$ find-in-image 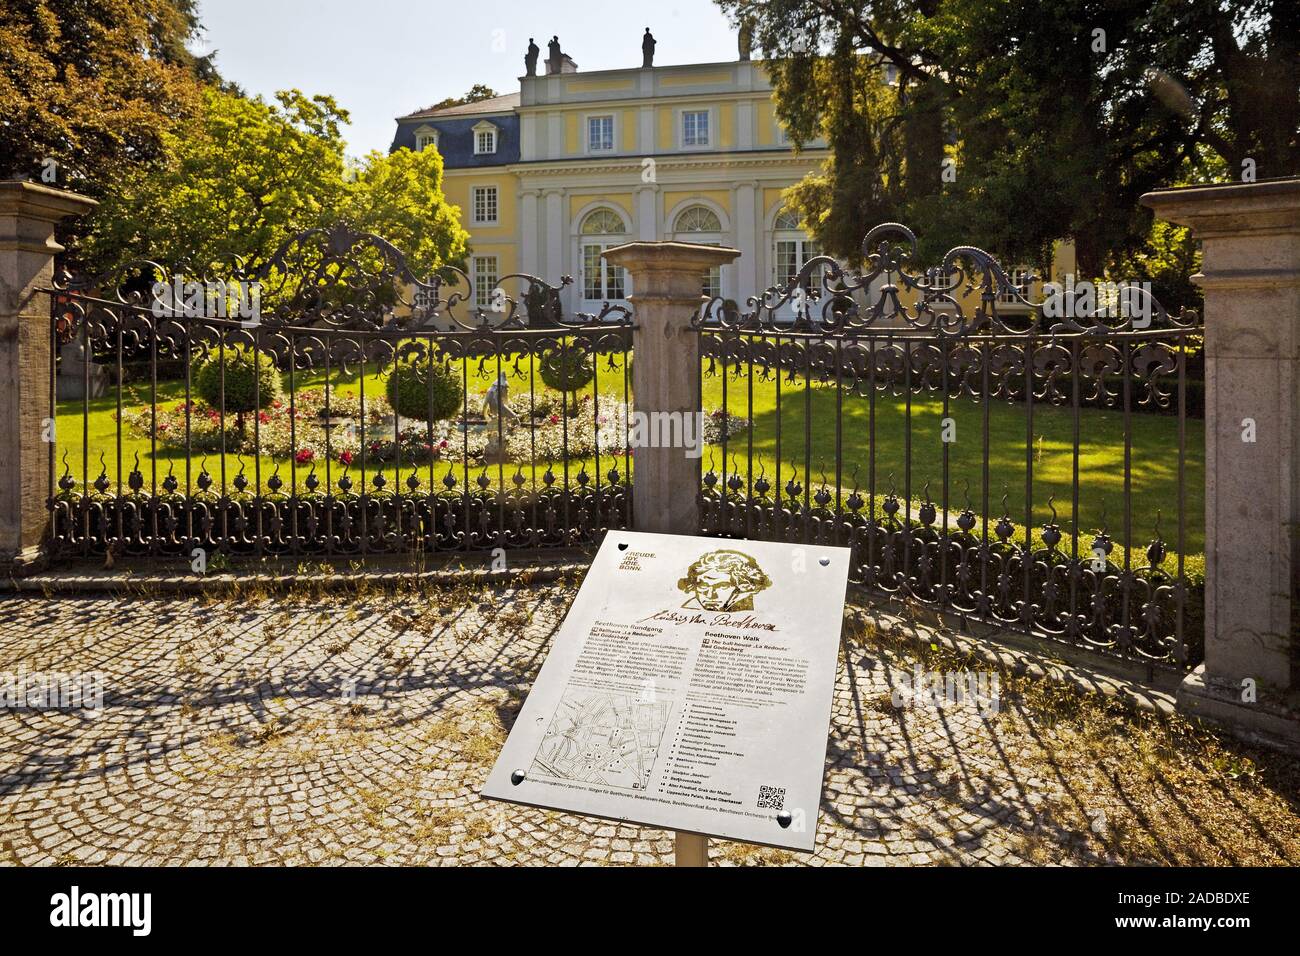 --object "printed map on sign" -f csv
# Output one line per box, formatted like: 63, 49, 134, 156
530, 689, 672, 790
